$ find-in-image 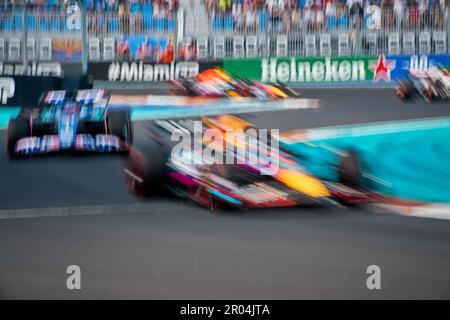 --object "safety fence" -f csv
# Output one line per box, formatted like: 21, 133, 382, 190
0, 6, 448, 63
209, 7, 448, 35
0, 9, 176, 36
0, 8, 177, 62
86, 11, 176, 37
0, 8, 176, 36
185, 30, 448, 61
197, 6, 449, 59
